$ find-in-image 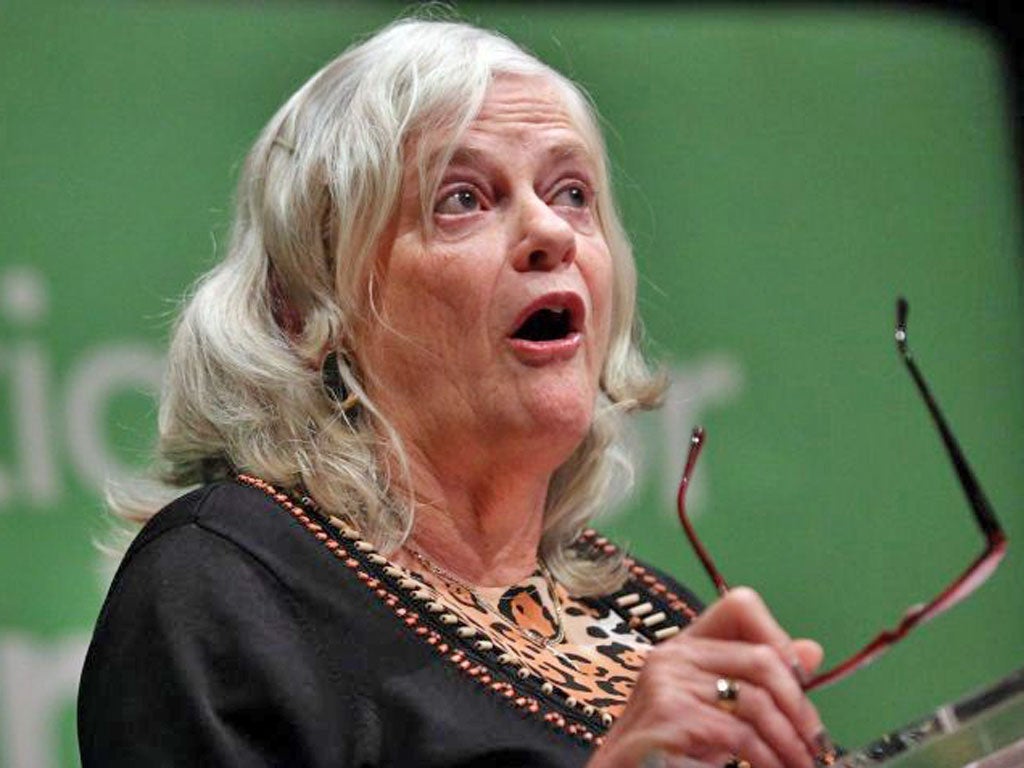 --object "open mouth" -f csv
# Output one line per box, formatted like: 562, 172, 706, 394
507, 293, 586, 364
512, 307, 574, 342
